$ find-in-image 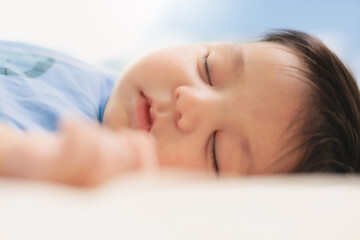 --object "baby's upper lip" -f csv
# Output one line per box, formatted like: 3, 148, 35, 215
143, 92, 152, 106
